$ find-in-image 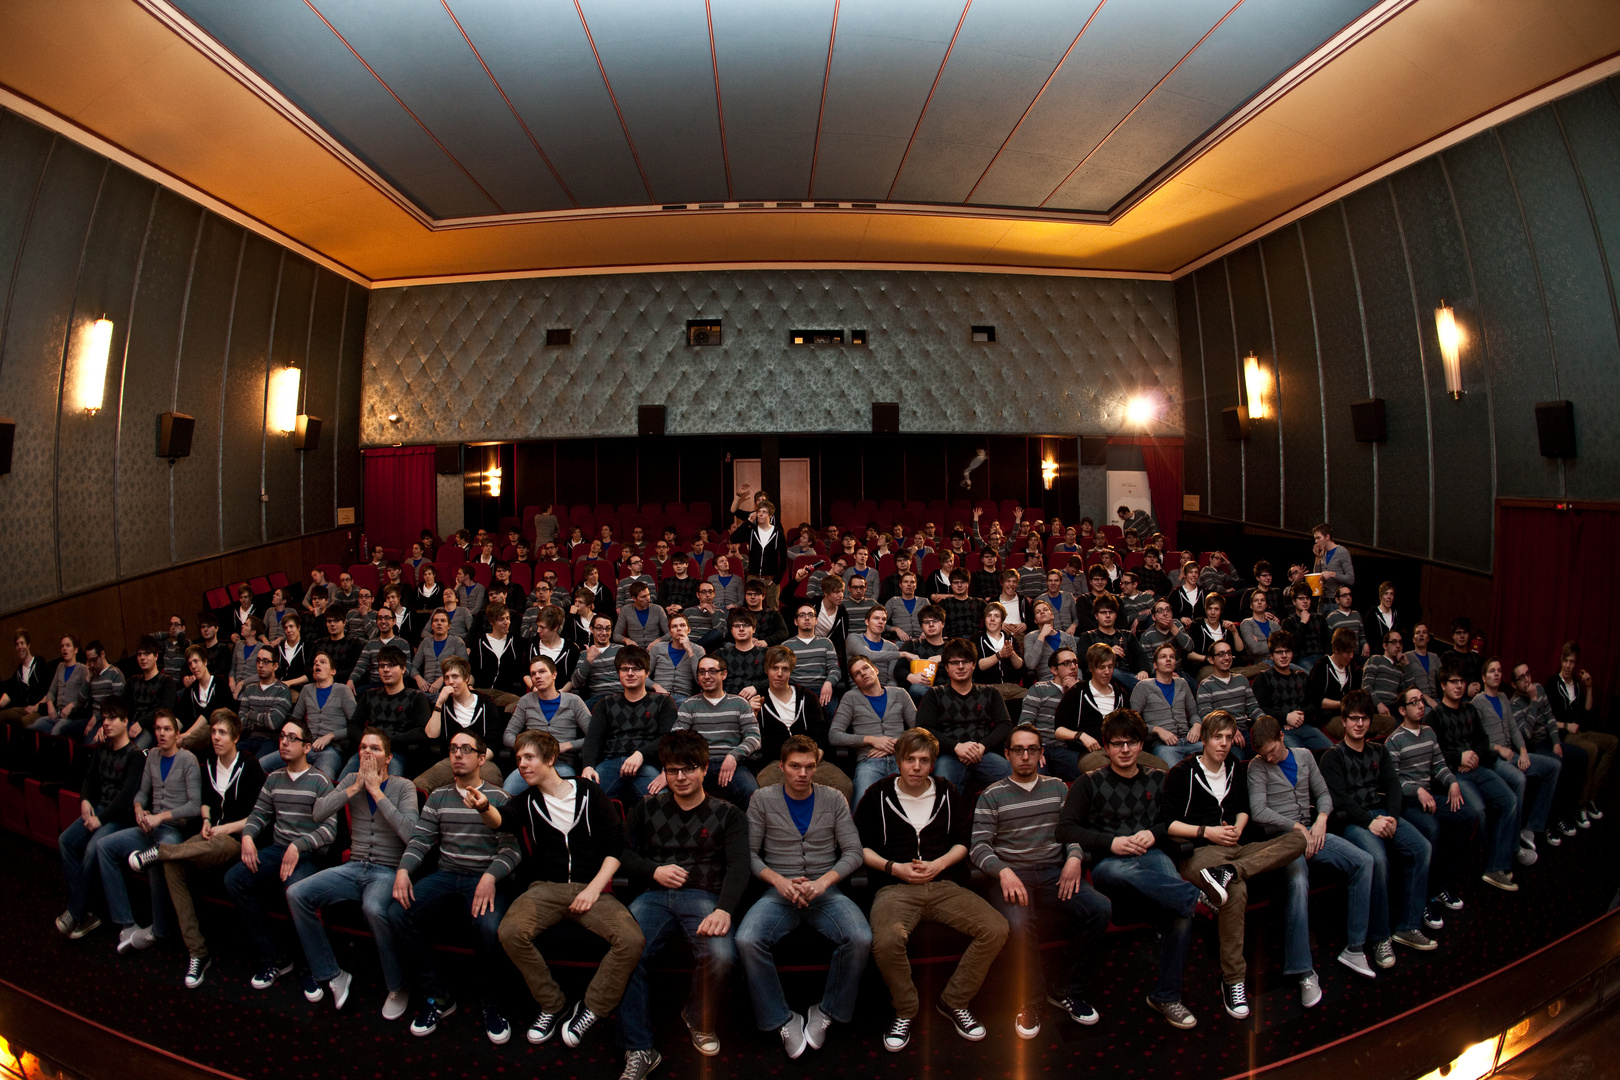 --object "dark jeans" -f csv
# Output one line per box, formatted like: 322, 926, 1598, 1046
1456, 767, 1519, 873
617, 888, 735, 1052
1531, 739, 1589, 824
933, 751, 1011, 790
391, 869, 511, 1005
990, 865, 1112, 1004
1090, 848, 1199, 1003
701, 758, 758, 809
1401, 796, 1476, 897
1342, 819, 1432, 936
735, 885, 870, 1030
223, 843, 320, 967
593, 756, 660, 803
59, 819, 134, 922
1042, 742, 1082, 783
